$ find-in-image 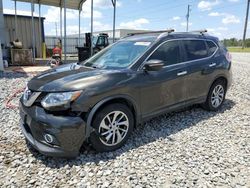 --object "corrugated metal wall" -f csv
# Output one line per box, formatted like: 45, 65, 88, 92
4, 14, 44, 58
